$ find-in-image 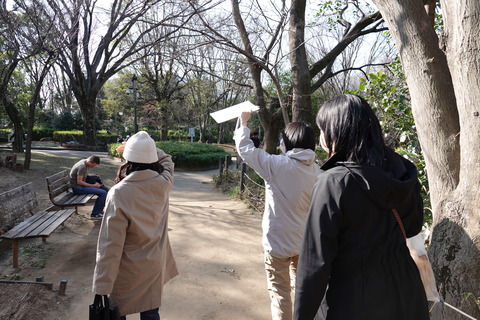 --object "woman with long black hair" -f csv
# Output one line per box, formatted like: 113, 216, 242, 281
294, 94, 429, 320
